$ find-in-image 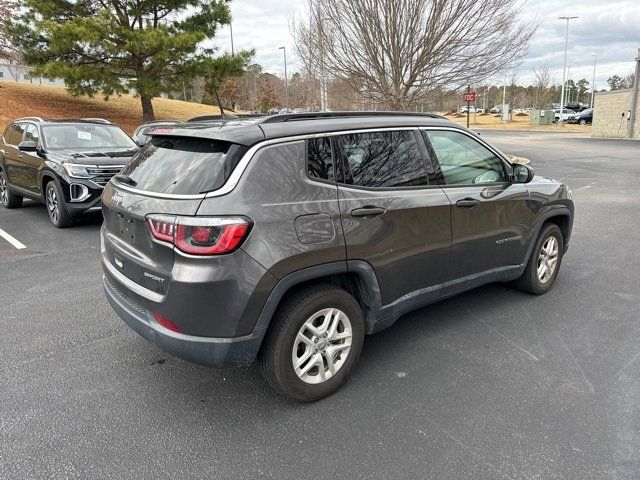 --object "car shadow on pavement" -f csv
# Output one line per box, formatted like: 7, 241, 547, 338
138, 281, 537, 412
15, 199, 103, 228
